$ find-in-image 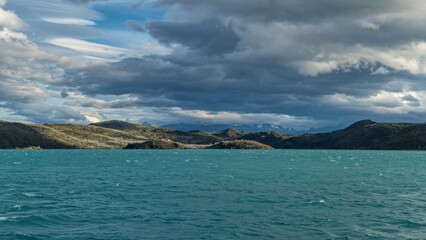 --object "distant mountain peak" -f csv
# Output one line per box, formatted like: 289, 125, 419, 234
161, 123, 304, 134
